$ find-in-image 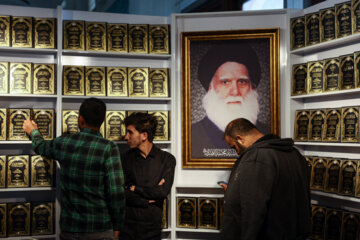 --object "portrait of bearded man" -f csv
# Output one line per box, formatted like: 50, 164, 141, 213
190, 40, 270, 158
